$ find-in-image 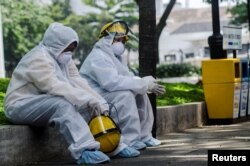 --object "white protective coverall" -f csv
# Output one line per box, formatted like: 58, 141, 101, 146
4, 23, 110, 160
79, 34, 154, 147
